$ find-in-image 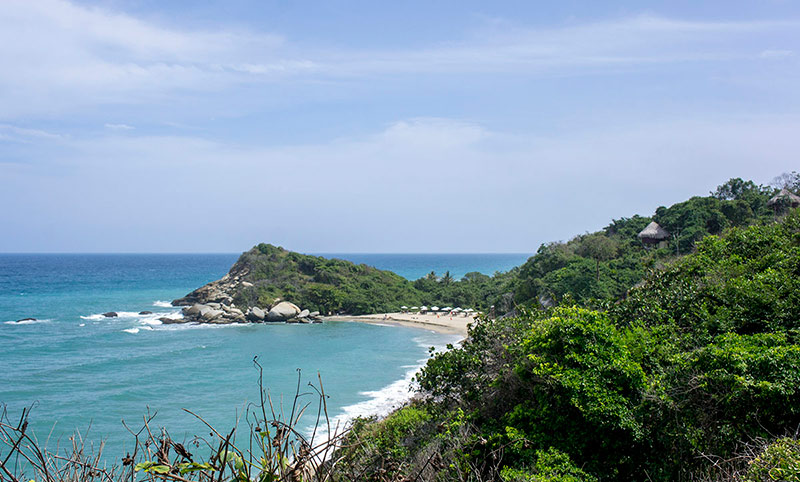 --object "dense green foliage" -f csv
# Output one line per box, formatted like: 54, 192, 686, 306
228, 244, 513, 314
744, 437, 800, 482
230, 244, 420, 314
333, 209, 800, 481
511, 178, 779, 309
229, 177, 787, 318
